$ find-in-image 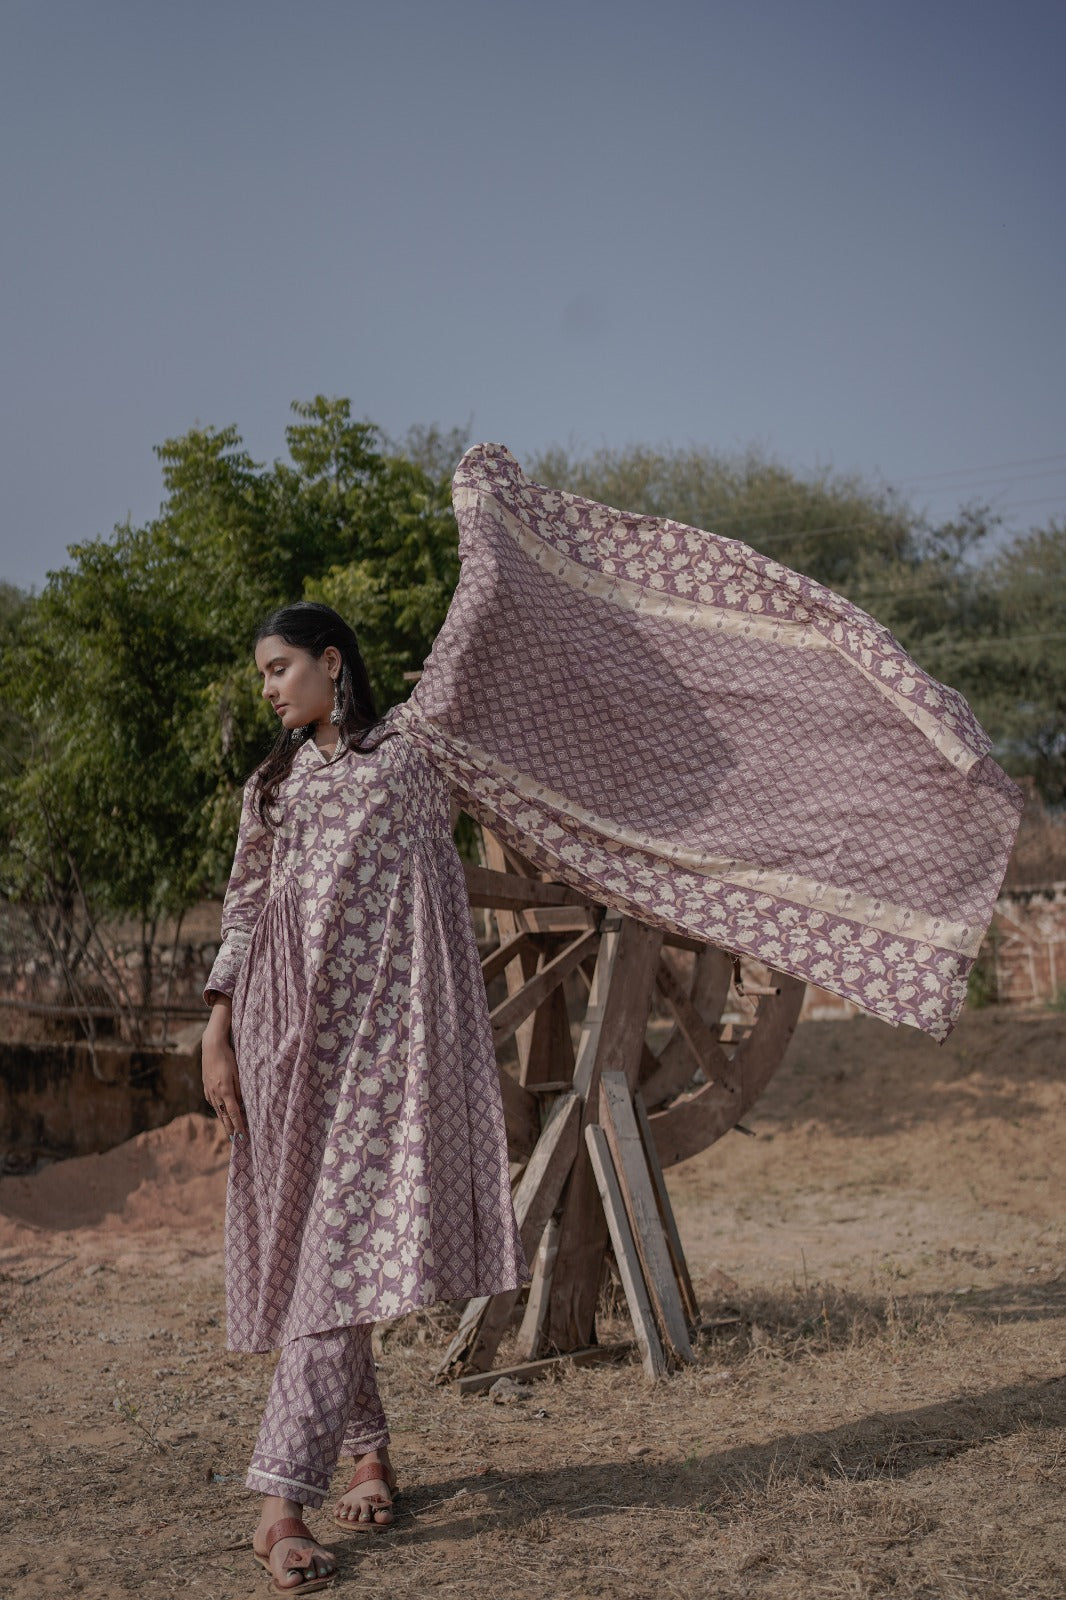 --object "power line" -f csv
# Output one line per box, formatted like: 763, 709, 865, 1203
749, 495, 1066, 548
917, 631, 1066, 652
847, 572, 1065, 604
886, 451, 1066, 485
553, 451, 1066, 534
